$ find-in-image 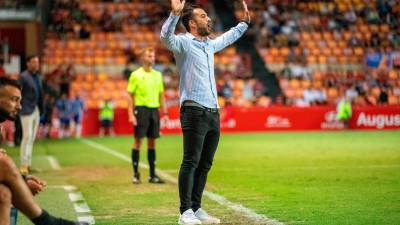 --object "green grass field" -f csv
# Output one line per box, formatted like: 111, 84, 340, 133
6, 131, 400, 225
